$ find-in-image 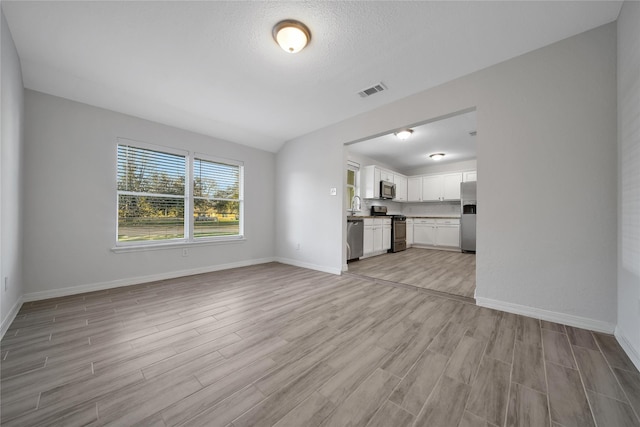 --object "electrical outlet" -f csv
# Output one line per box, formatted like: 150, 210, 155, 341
296, 243, 300, 251
330, 187, 337, 196
182, 248, 189, 257
4, 277, 7, 292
